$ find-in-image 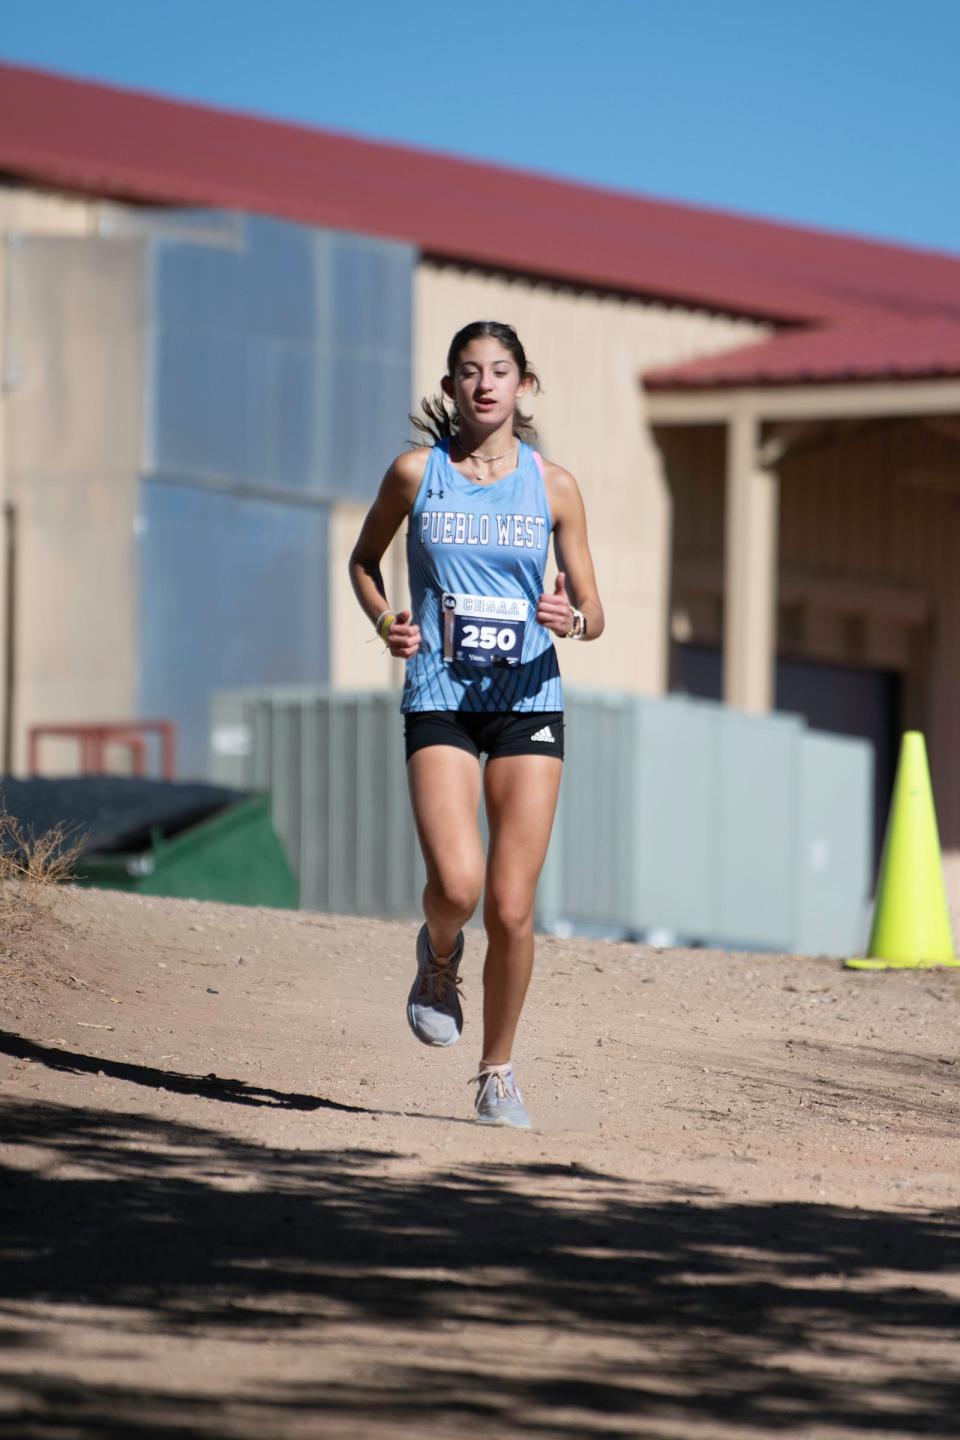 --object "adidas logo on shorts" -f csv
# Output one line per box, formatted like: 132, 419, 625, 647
530, 725, 555, 744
